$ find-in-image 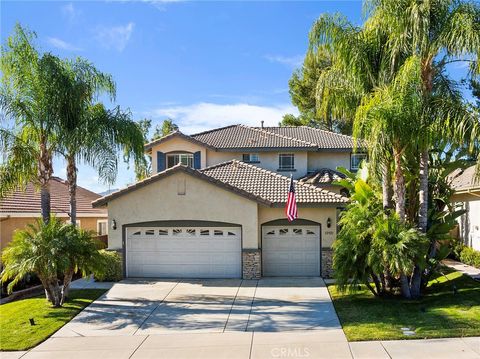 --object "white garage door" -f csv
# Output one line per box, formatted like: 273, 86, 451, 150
126, 226, 241, 278
262, 225, 320, 277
